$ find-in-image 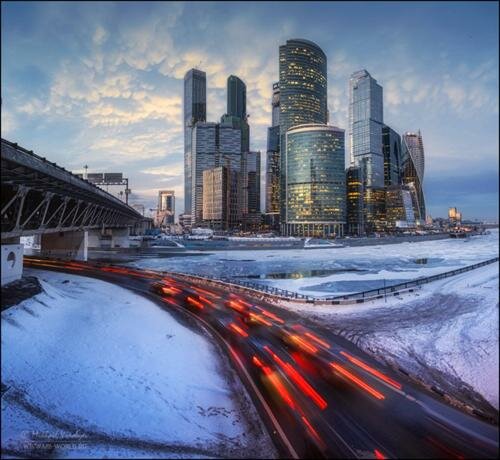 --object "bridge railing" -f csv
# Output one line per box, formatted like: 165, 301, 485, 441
168, 257, 499, 304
